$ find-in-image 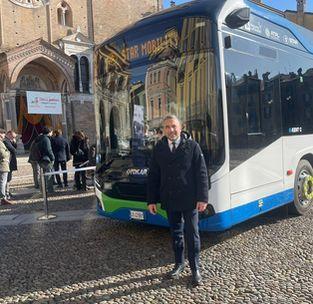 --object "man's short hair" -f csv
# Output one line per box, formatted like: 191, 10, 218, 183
0, 128, 6, 134
42, 126, 51, 134
162, 114, 181, 126
6, 130, 16, 136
